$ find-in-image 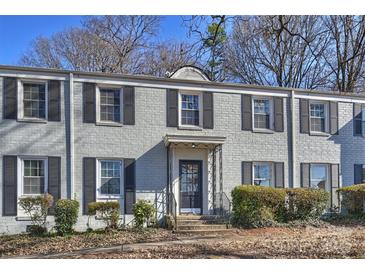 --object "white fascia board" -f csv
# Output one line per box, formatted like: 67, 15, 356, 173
75, 77, 290, 98
294, 93, 365, 104
0, 70, 67, 81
